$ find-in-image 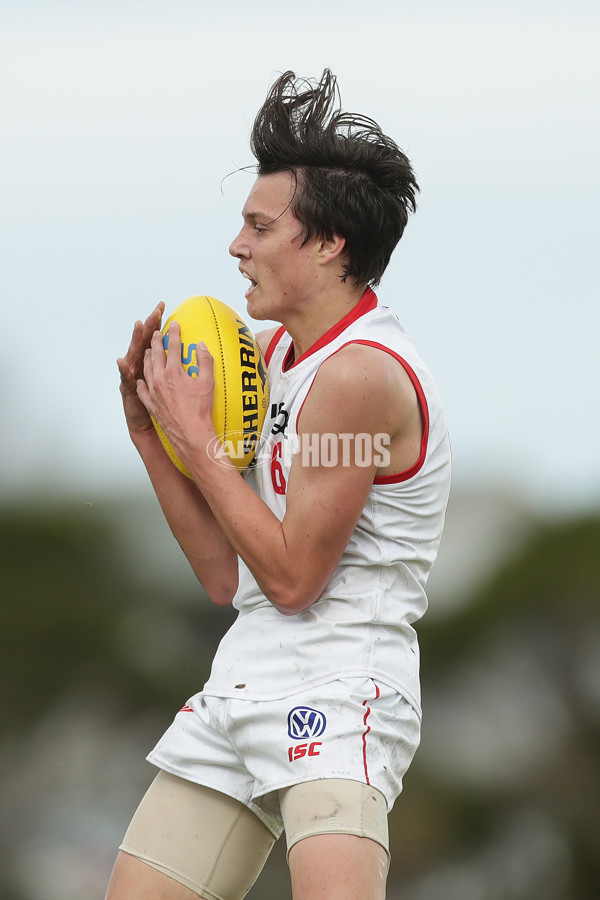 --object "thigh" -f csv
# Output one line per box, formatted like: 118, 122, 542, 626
117, 770, 276, 900
281, 777, 389, 900
288, 834, 388, 900
106, 851, 199, 900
